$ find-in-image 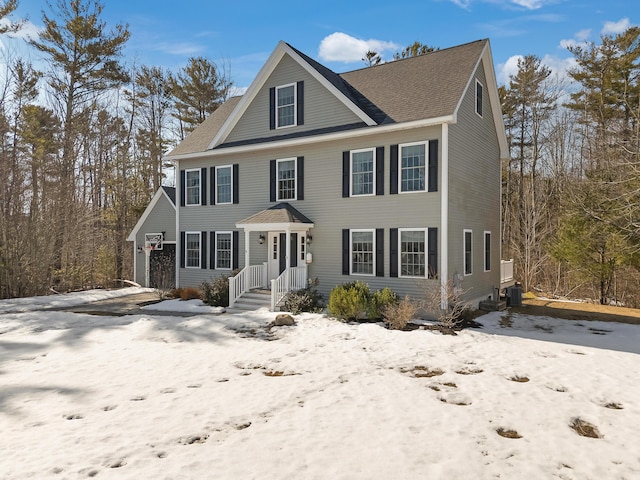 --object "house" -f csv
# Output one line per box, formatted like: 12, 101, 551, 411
127, 186, 176, 288
164, 39, 513, 311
